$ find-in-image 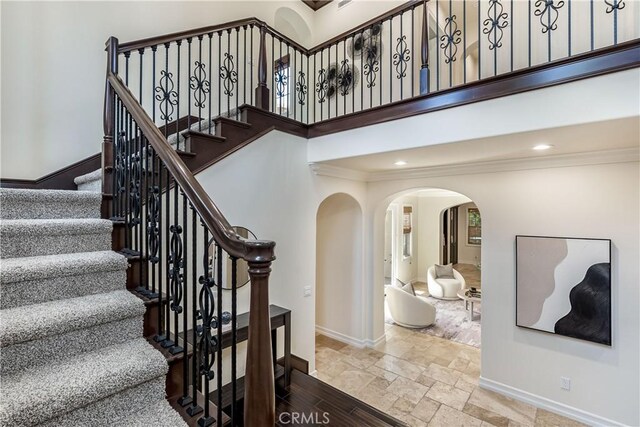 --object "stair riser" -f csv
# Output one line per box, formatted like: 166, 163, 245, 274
76, 179, 101, 192
0, 201, 100, 220
0, 231, 111, 258
1, 269, 126, 310
1, 316, 142, 376
41, 378, 168, 427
